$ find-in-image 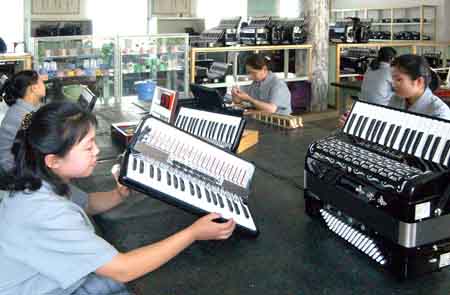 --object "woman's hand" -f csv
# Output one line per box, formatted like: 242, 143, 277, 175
188, 213, 236, 241
112, 164, 130, 200
231, 87, 250, 104
338, 111, 350, 128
